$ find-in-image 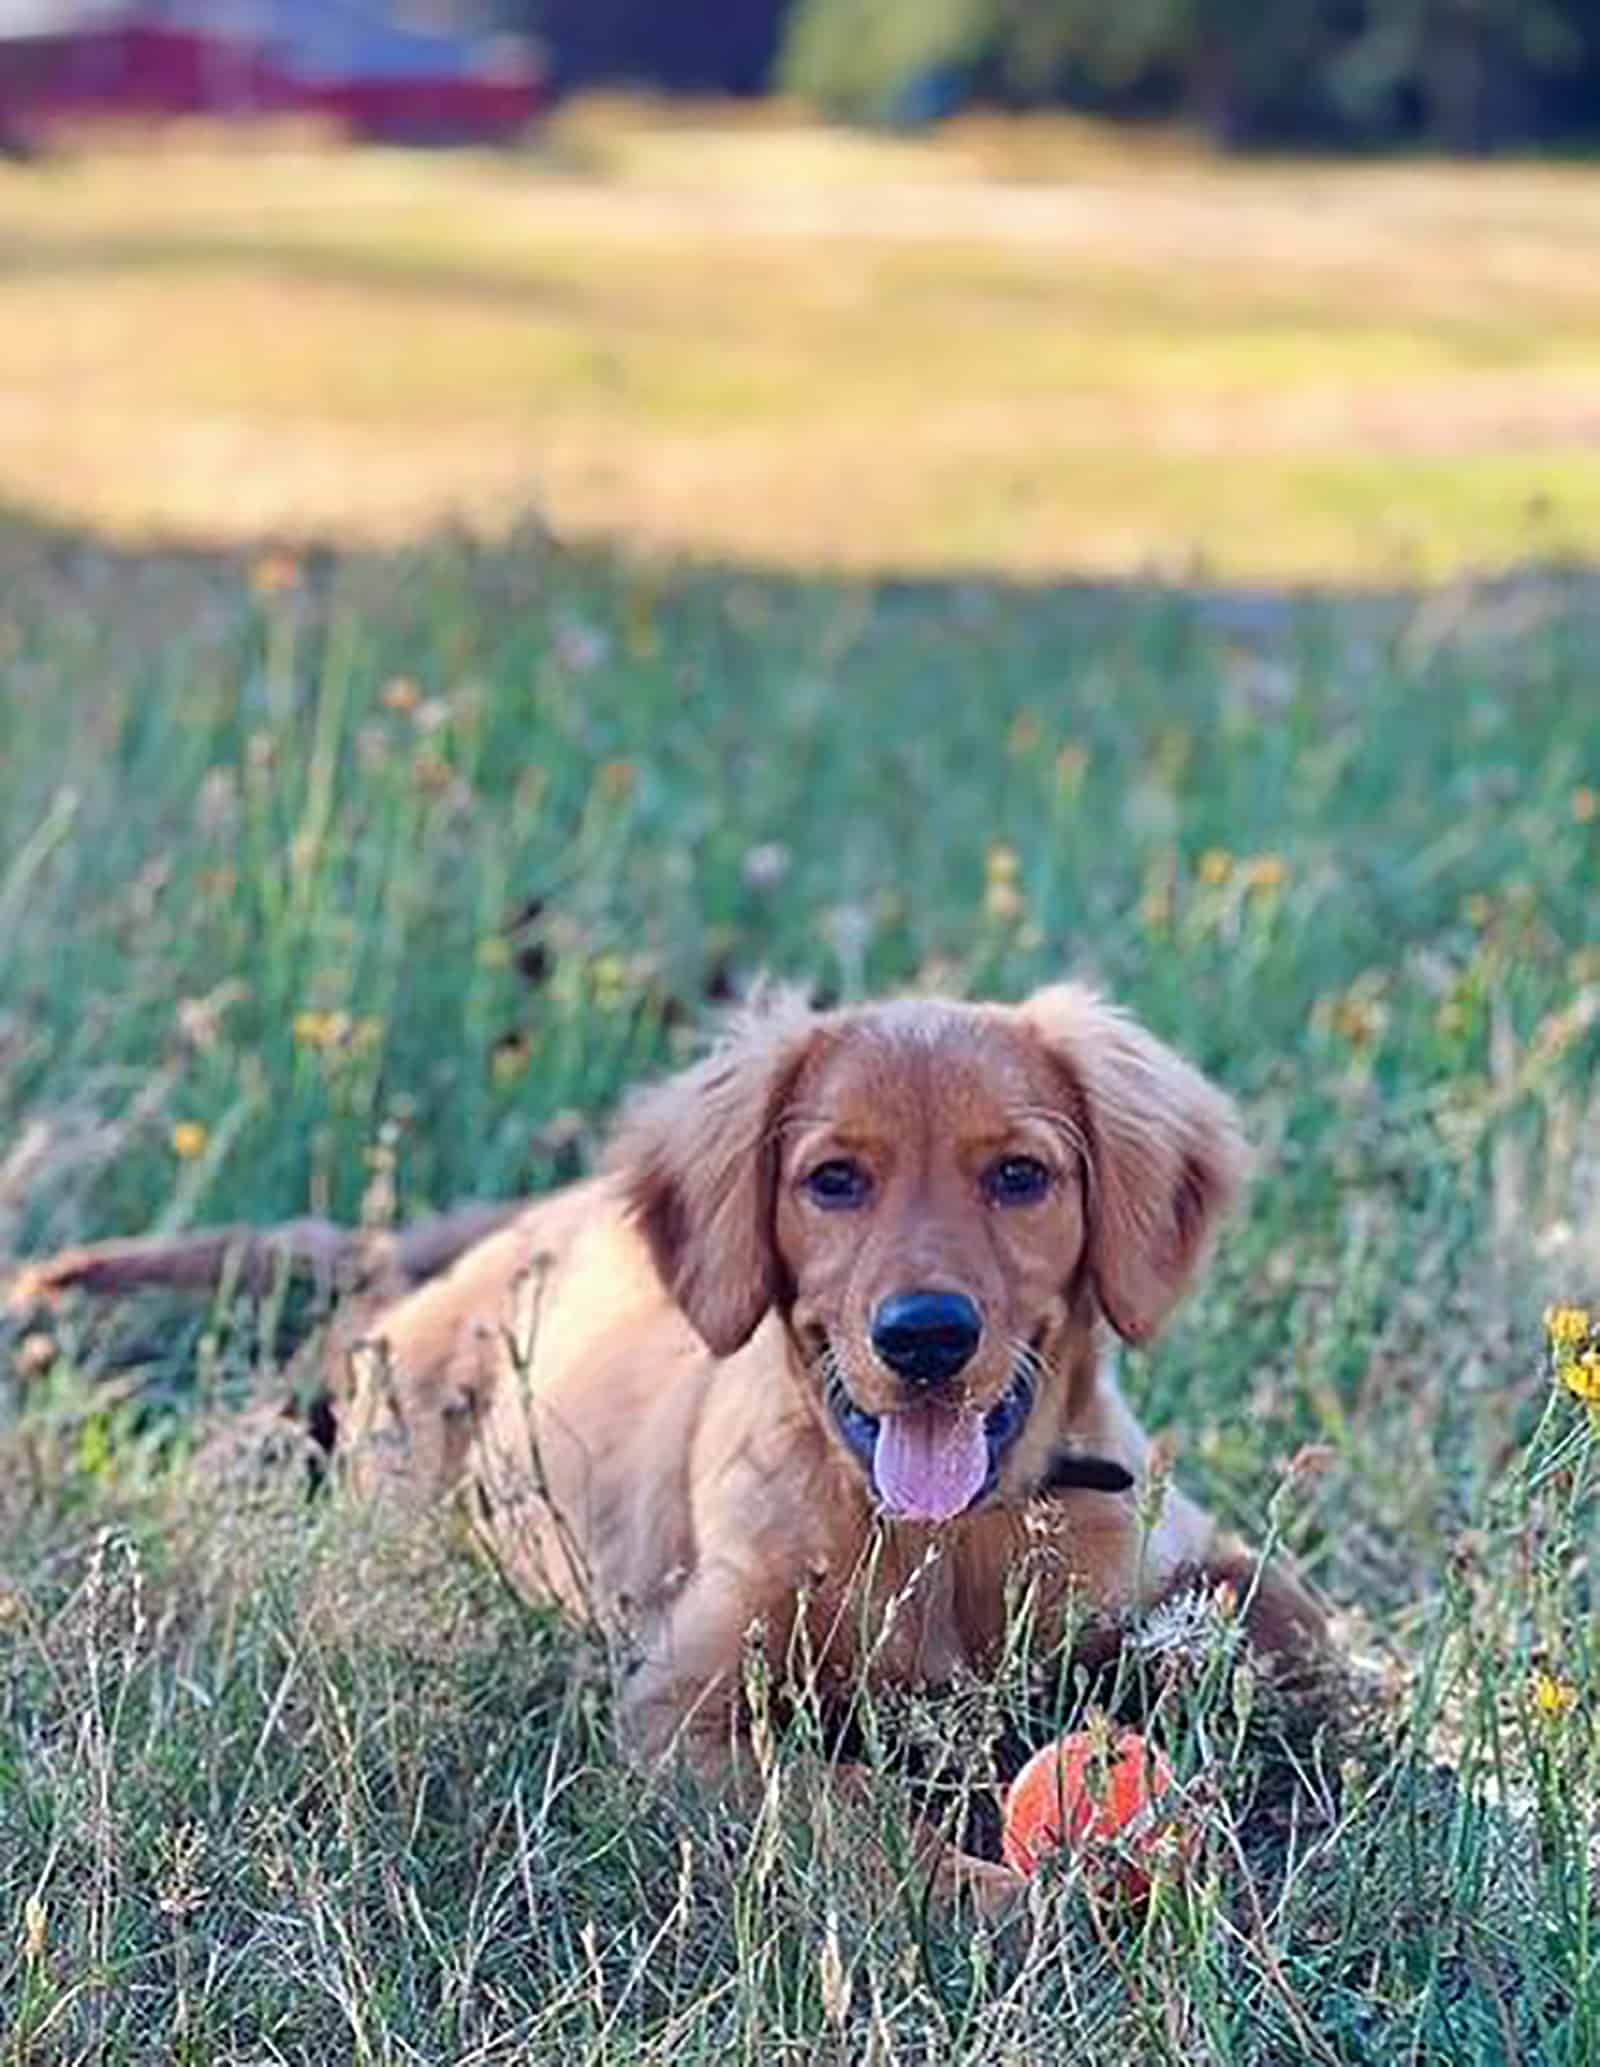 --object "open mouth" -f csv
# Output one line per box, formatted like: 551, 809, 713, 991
824, 1357, 1036, 1524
